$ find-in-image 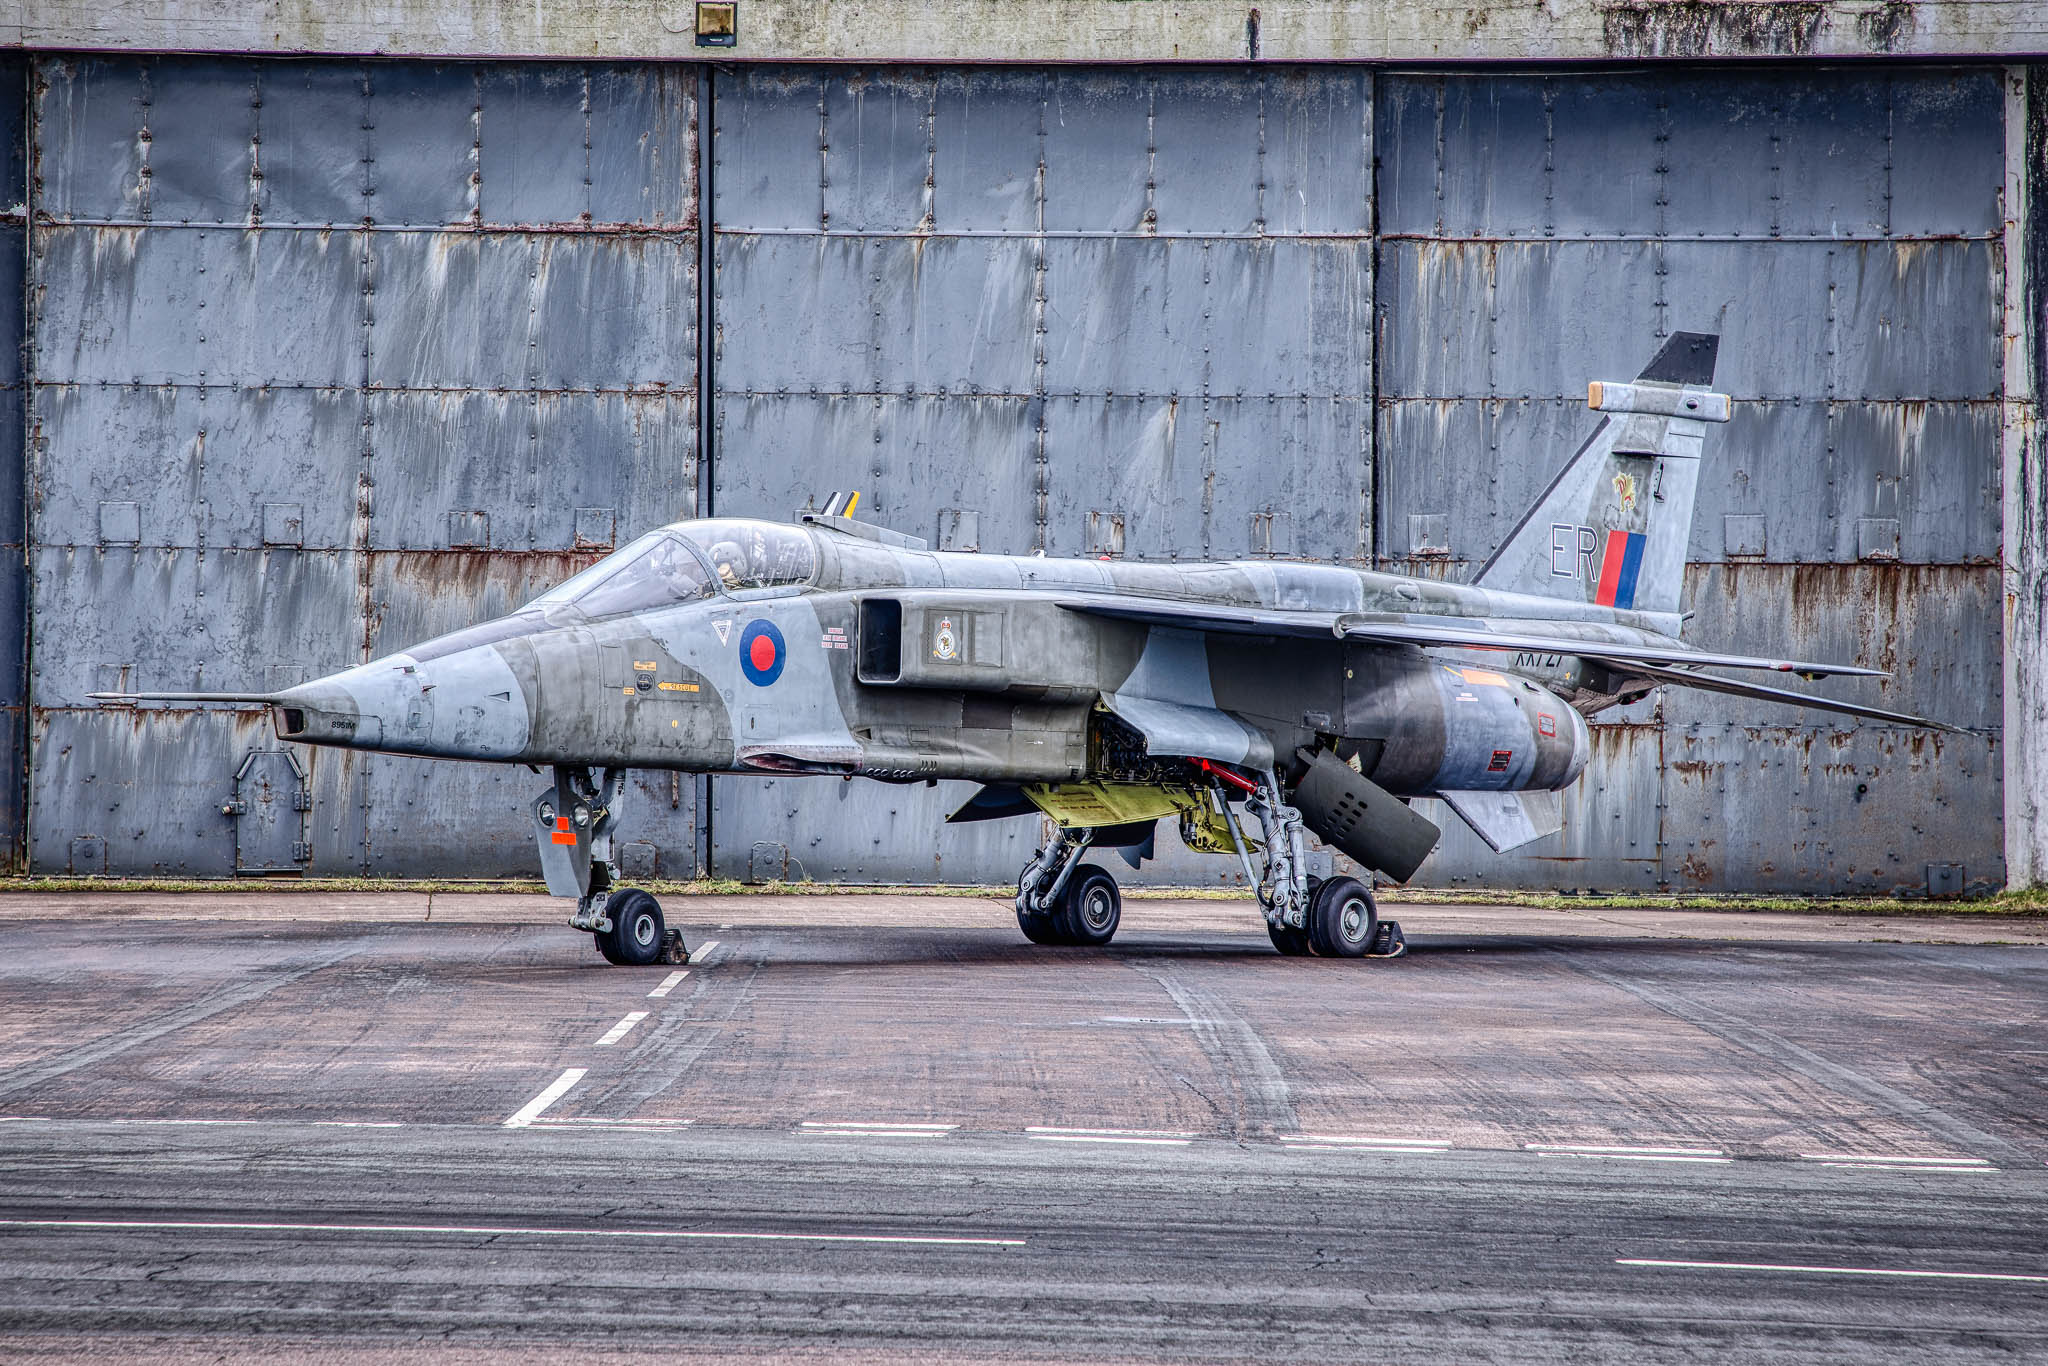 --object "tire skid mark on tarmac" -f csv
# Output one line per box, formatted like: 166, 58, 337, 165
597, 954, 765, 1115
0, 942, 368, 1102
1552, 949, 2032, 1163
1123, 959, 1298, 1140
